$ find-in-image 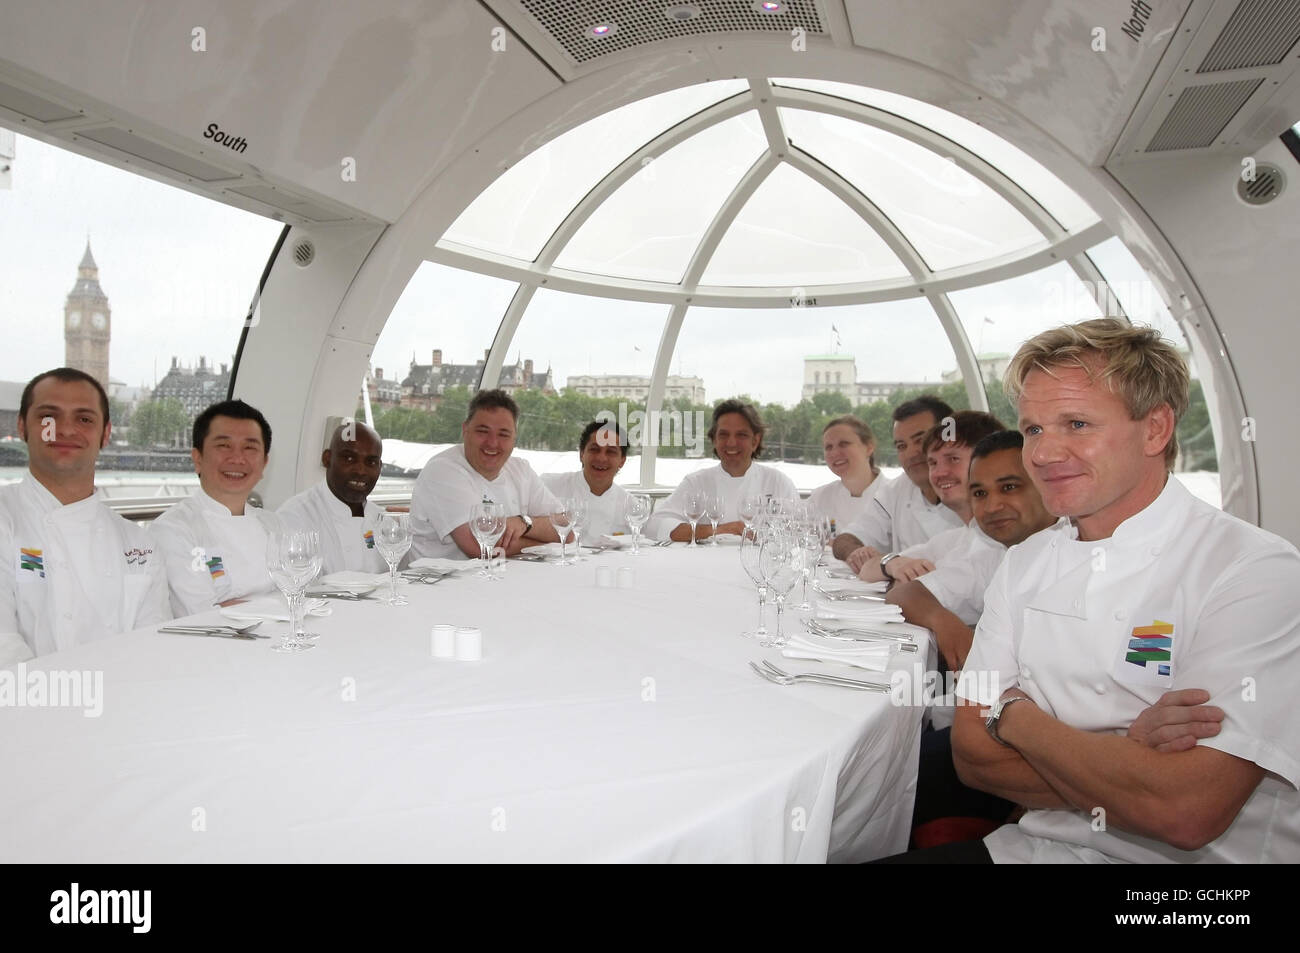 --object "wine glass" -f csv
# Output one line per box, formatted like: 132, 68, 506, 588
624, 493, 650, 555
375, 513, 412, 606
551, 501, 573, 566
795, 528, 822, 610
566, 498, 589, 564
739, 494, 762, 534
705, 492, 726, 546
266, 530, 319, 653
470, 502, 506, 578
738, 525, 769, 640
758, 532, 801, 648
684, 493, 705, 546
